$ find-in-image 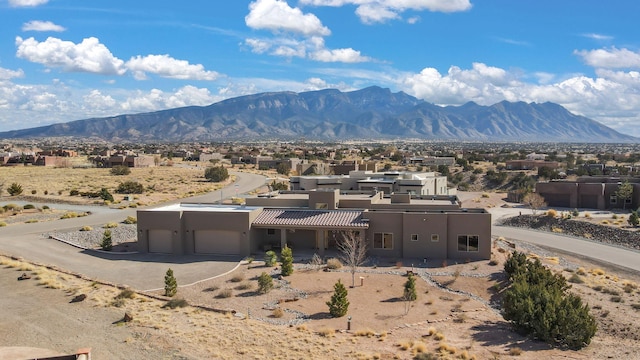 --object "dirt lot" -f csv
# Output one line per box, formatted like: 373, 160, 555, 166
3, 240, 640, 360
